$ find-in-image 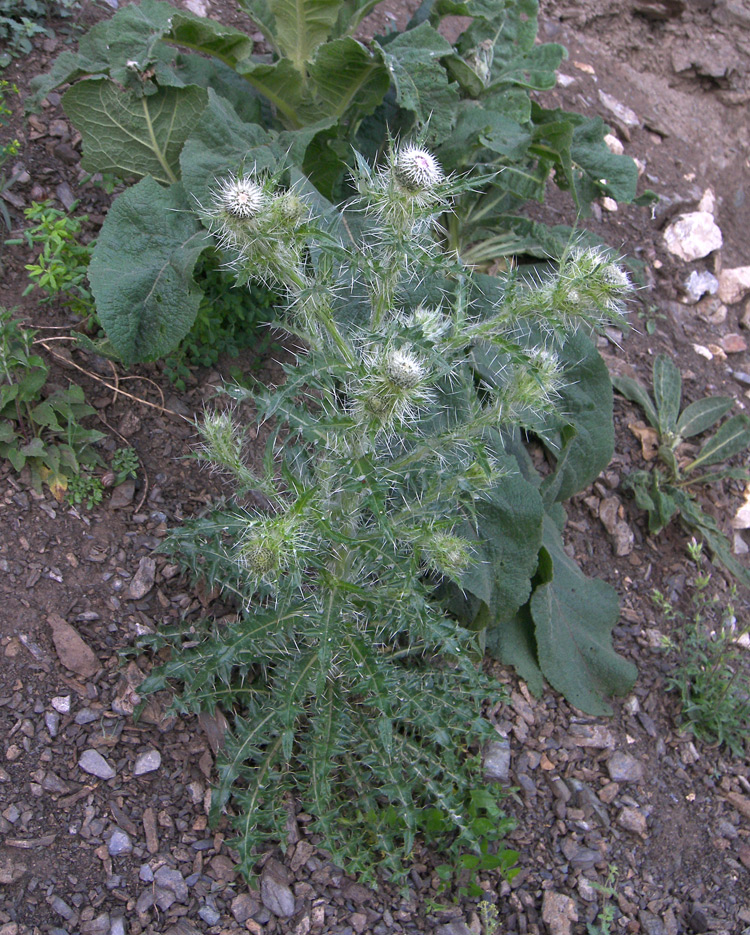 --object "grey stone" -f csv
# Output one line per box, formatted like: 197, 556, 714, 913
154, 866, 188, 903
231, 893, 261, 924
109, 917, 126, 935
617, 806, 647, 836
261, 861, 296, 918
127, 556, 156, 599
45, 711, 60, 737
198, 906, 221, 925
108, 829, 132, 857
78, 749, 116, 780
48, 895, 75, 920
607, 751, 644, 783
51, 695, 72, 713
81, 913, 110, 935
598, 90, 640, 127
436, 925, 473, 935
639, 910, 665, 935
570, 847, 600, 870
684, 270, 719, 303
135, 891, 154, 914
133, 749, 161, 776
483, 738, 511, 782
139, 864, 154, 882
75, 709, 100, 725
542, 891, 579, 935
